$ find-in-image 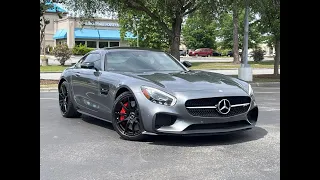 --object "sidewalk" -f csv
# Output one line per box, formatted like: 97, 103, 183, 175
40, 68, 280, 80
